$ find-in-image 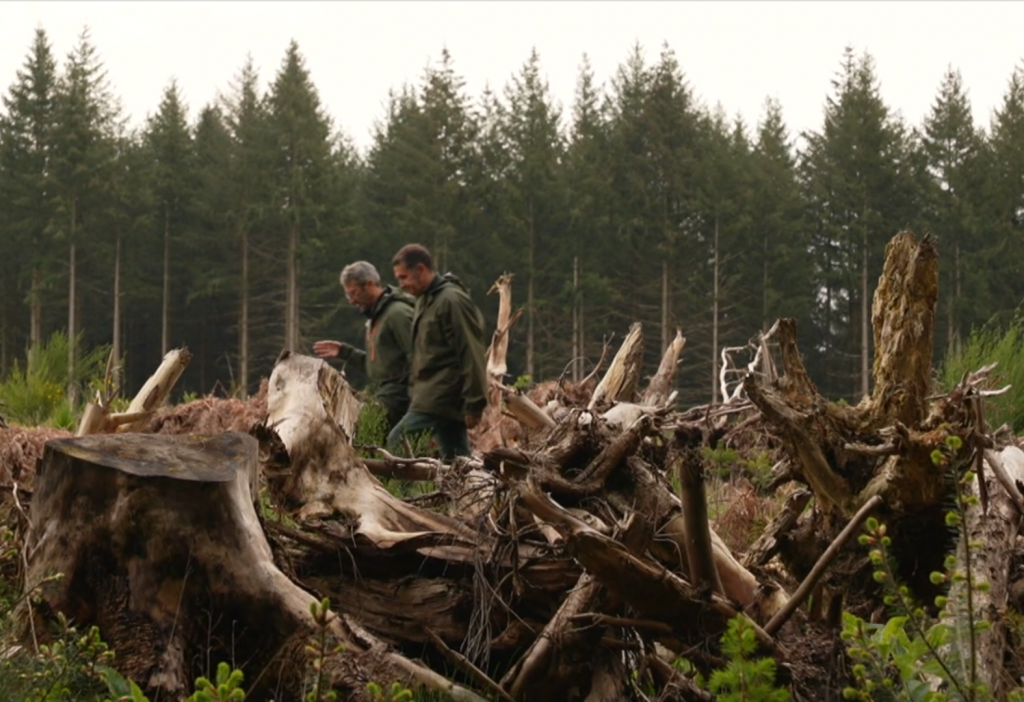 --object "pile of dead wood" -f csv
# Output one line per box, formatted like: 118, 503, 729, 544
6, 231, 1024, 701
